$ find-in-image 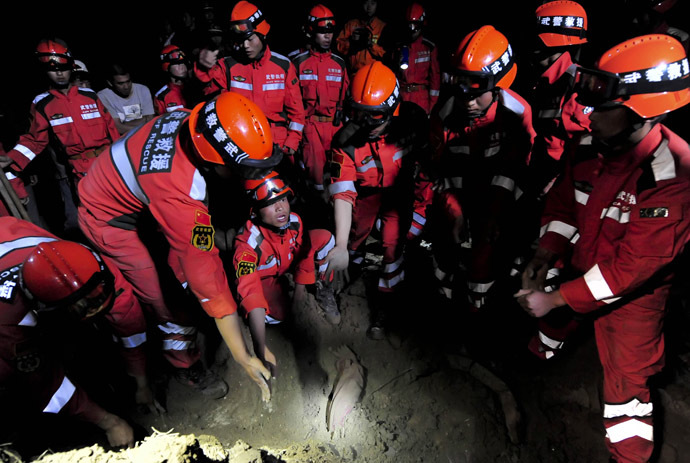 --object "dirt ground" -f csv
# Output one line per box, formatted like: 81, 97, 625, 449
7, 242, 690, 463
